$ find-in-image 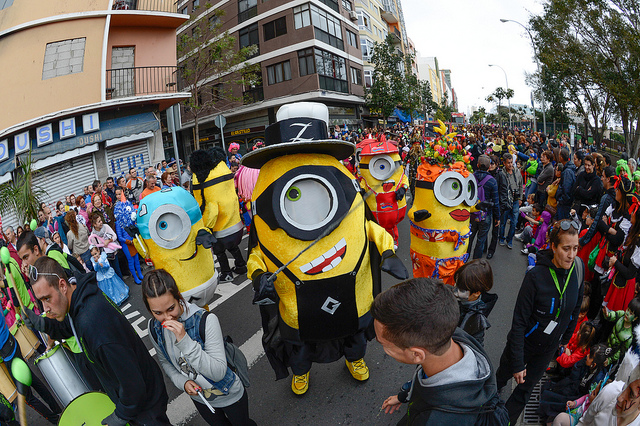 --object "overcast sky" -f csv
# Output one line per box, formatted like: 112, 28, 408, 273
402, 0, 545, 116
